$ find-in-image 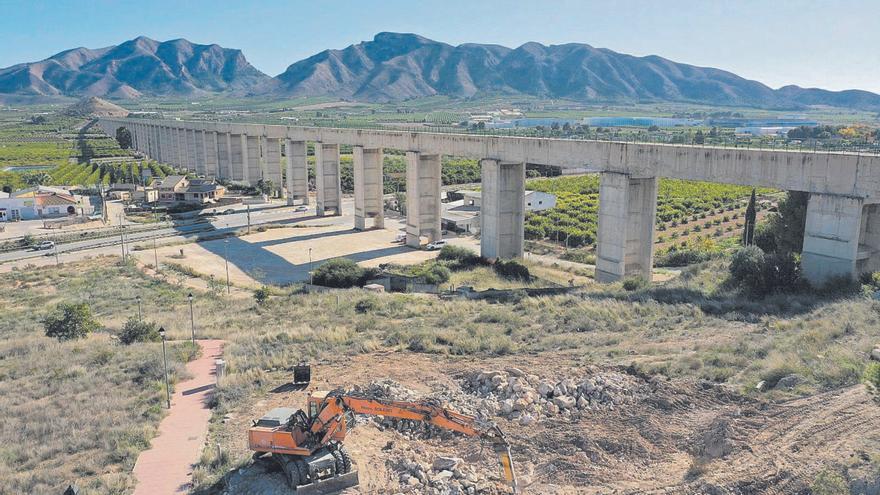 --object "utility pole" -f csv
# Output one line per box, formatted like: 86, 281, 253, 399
246, 204, 251, 234
136, 295, 142, 320
51, 230, 59, 265
224, 239, 231, 295
308, 247, 313, 285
